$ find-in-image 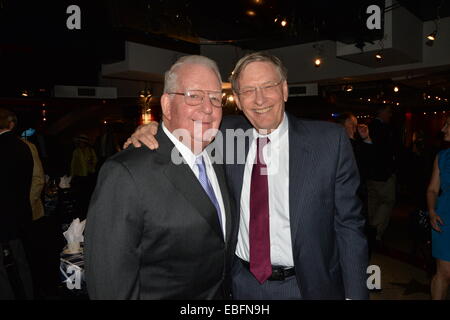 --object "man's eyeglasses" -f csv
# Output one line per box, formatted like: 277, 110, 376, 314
168, 90, 223, 108
238, 80, 283, 99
